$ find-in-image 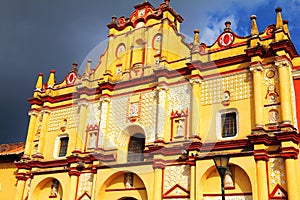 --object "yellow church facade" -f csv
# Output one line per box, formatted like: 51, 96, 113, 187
14, 1, 300, 199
